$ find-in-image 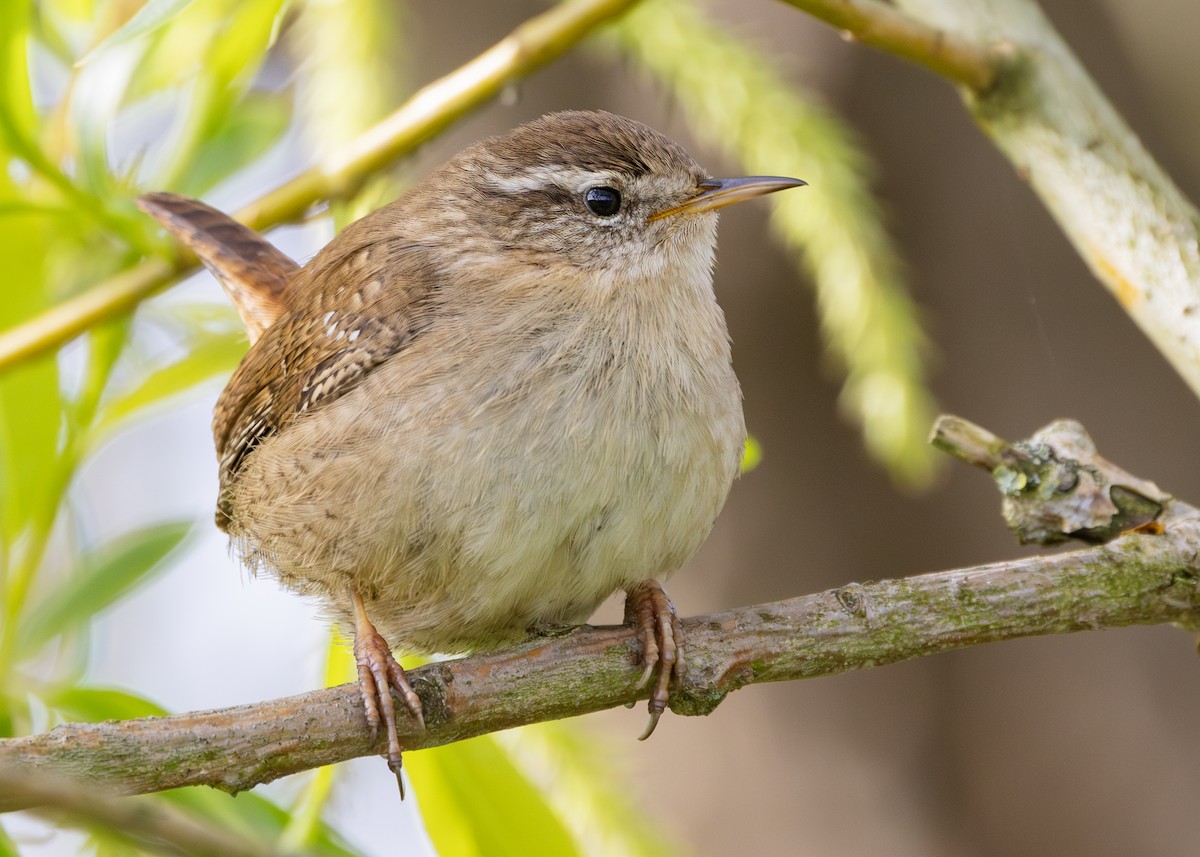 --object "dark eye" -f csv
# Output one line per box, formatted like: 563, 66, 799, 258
584, 186, 622, 217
